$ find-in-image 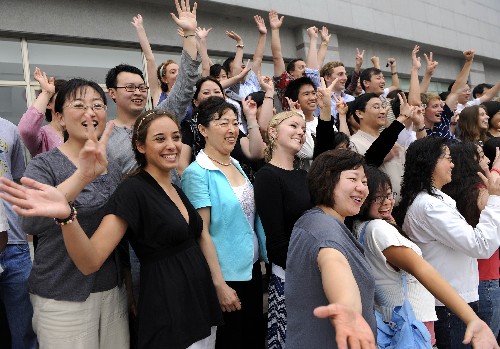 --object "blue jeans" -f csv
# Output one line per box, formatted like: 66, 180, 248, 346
478, 279, 500, 338
435, 301, 479, 349
0, 244, 37, 349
